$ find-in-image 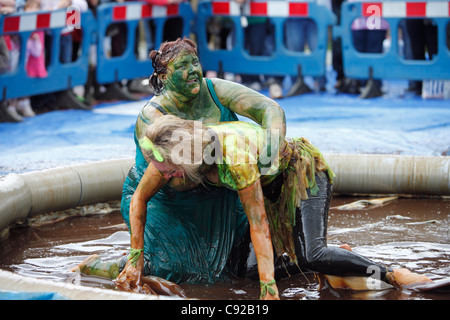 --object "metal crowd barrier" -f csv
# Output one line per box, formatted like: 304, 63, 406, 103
195, 0, 336, 80
334, 0, 450, 81
0, 9, 97, 100
1, 1, 448, 102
